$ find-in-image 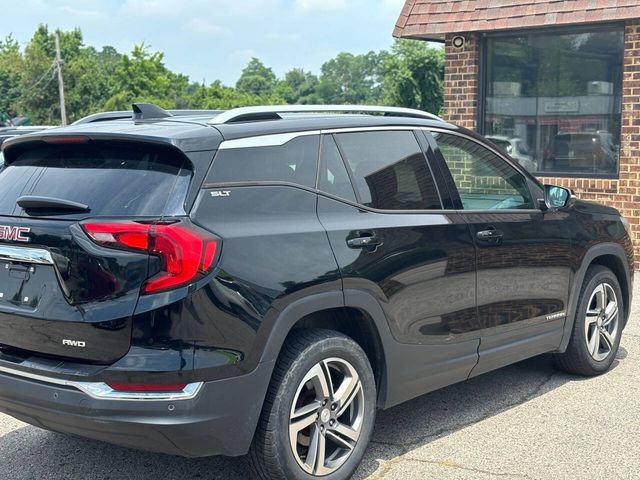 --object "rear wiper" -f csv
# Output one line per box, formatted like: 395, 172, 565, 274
16, 195, 90, 212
